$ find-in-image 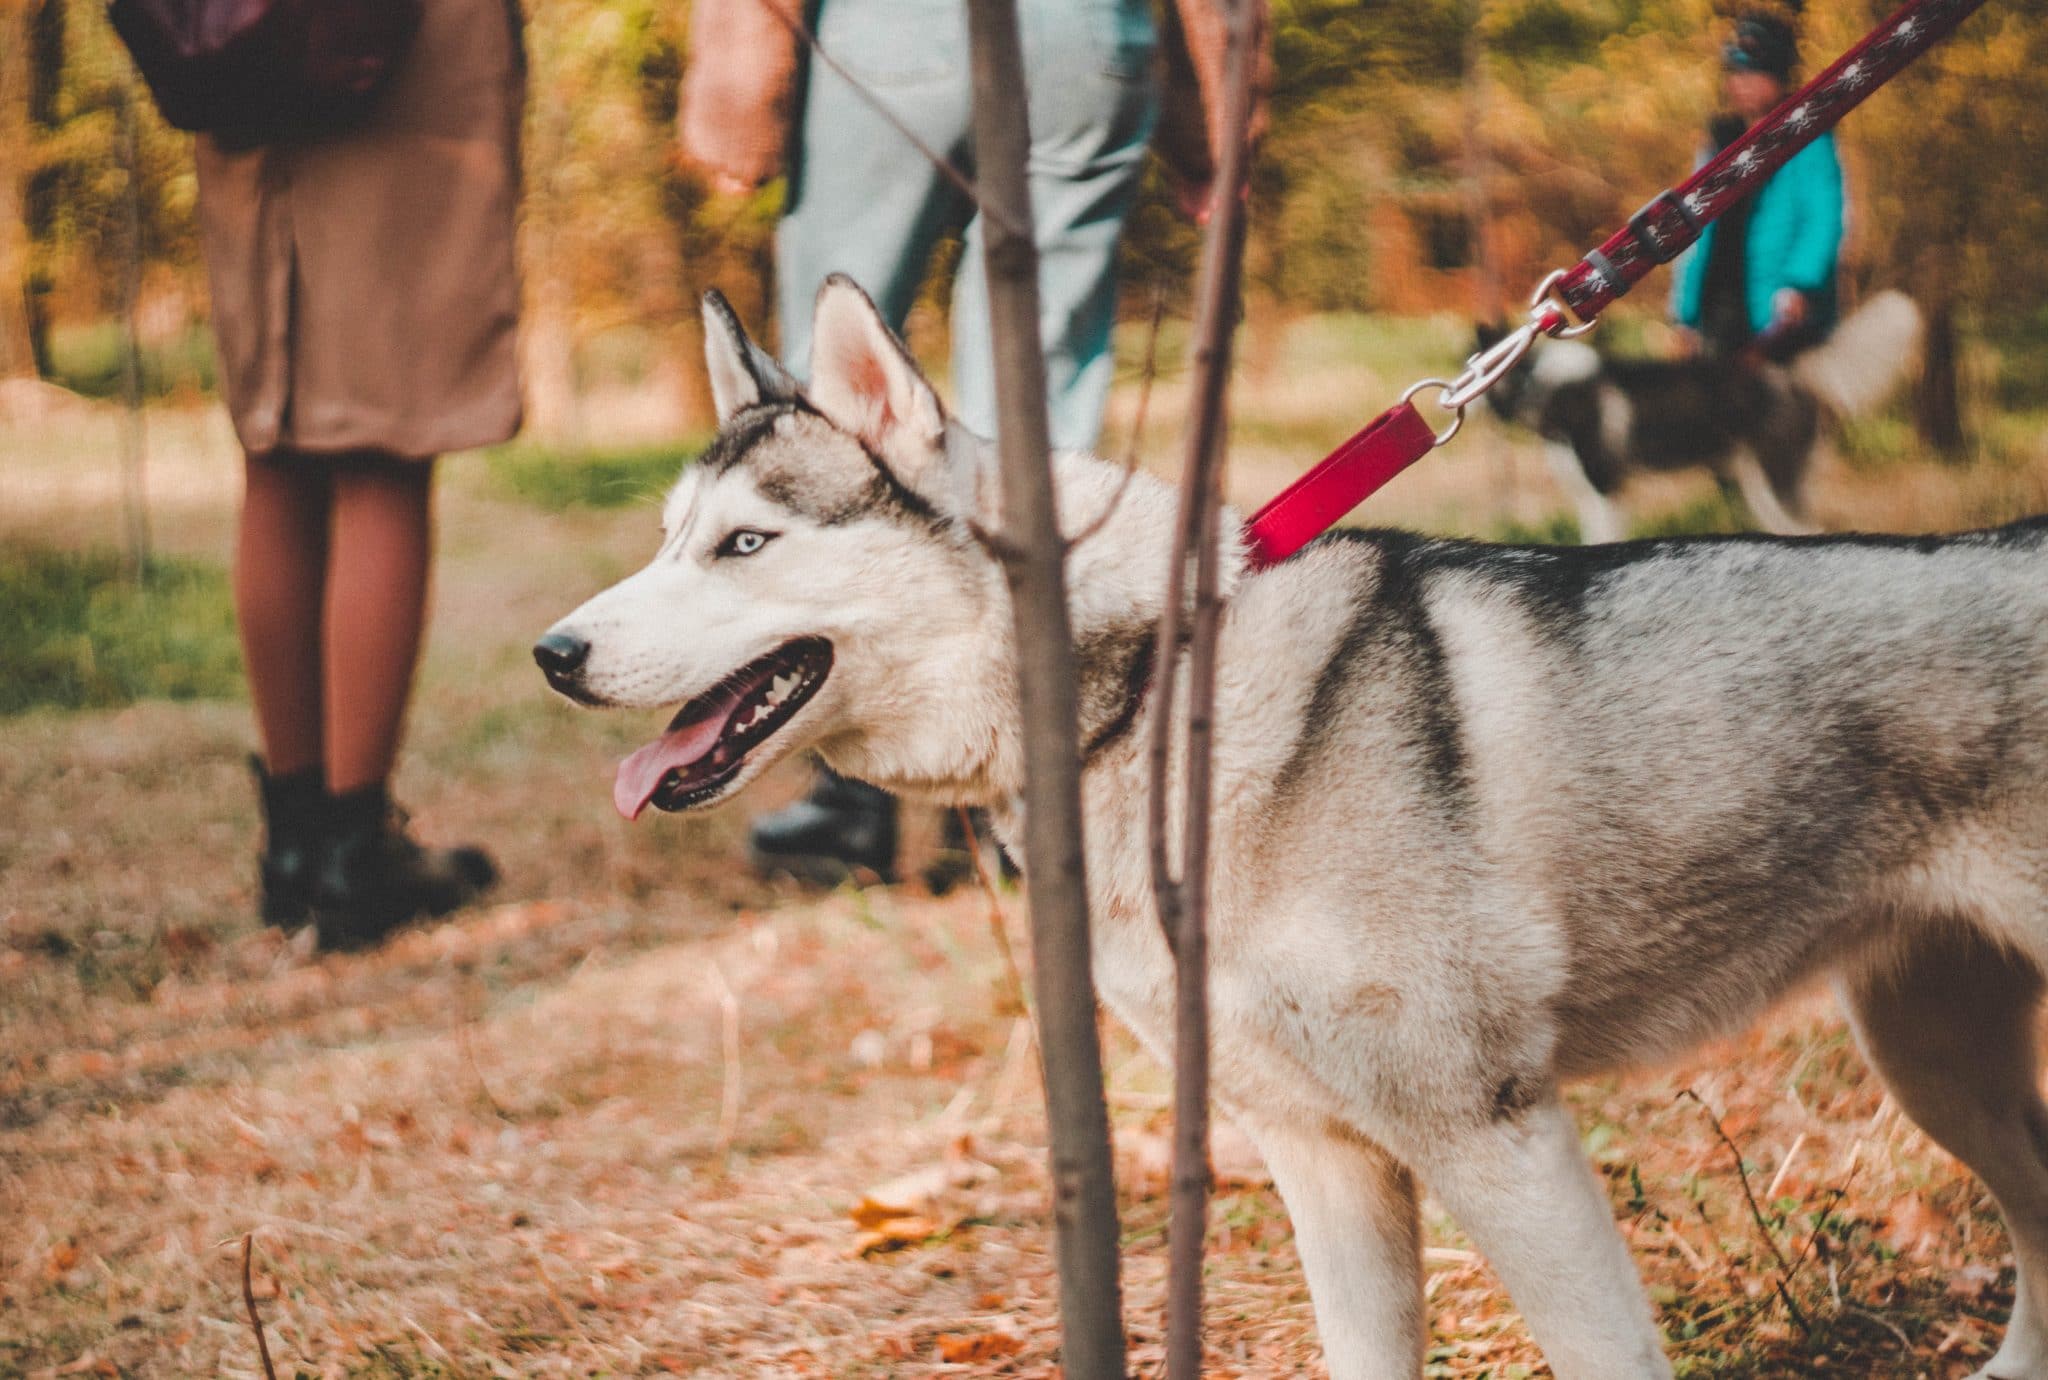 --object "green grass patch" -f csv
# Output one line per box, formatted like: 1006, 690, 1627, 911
1276, 310, 1474, 382
1489, 511, 1583, 546
1629, 486, 1752, 539
0, 546, 242, 715
42, 322, 218, 401
485, 440, 704, 512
